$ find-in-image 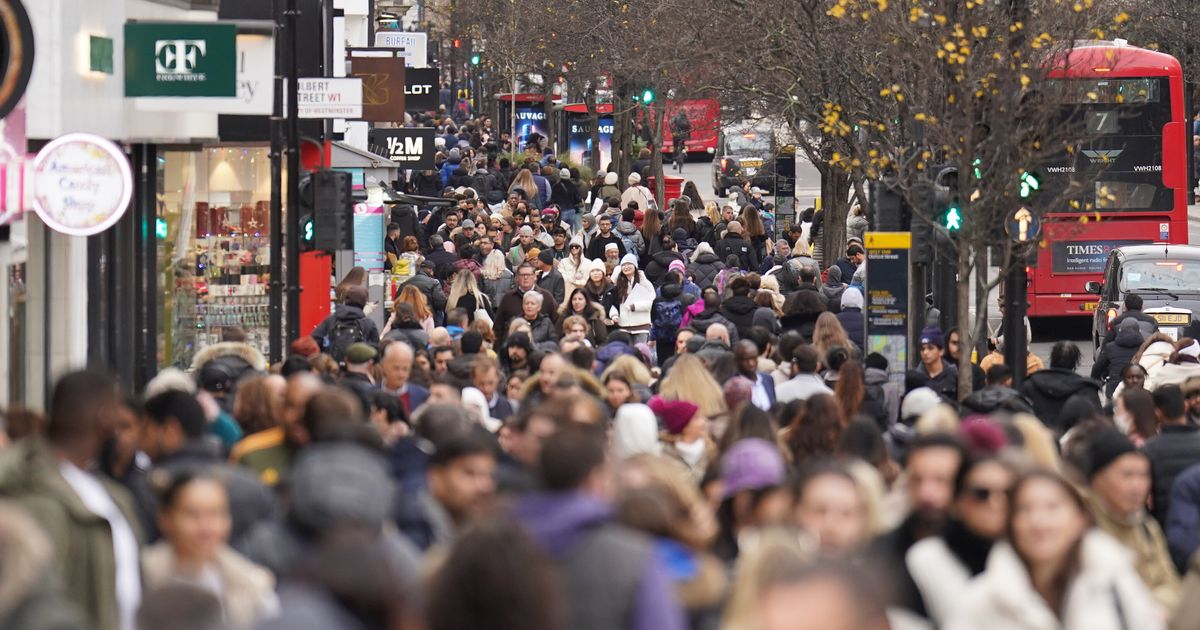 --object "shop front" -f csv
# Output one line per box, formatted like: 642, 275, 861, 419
156, 146, 279, 369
